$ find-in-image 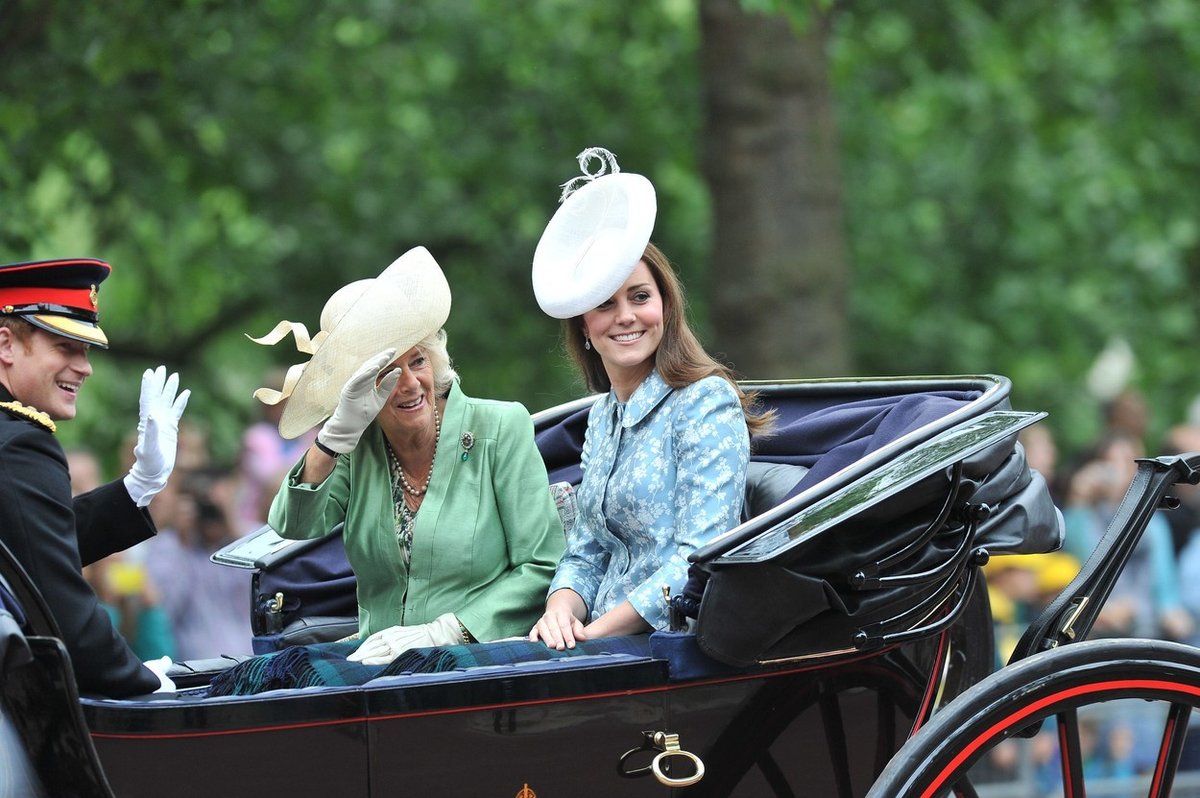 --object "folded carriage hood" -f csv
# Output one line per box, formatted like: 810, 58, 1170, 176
690, 391, 1065, 667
